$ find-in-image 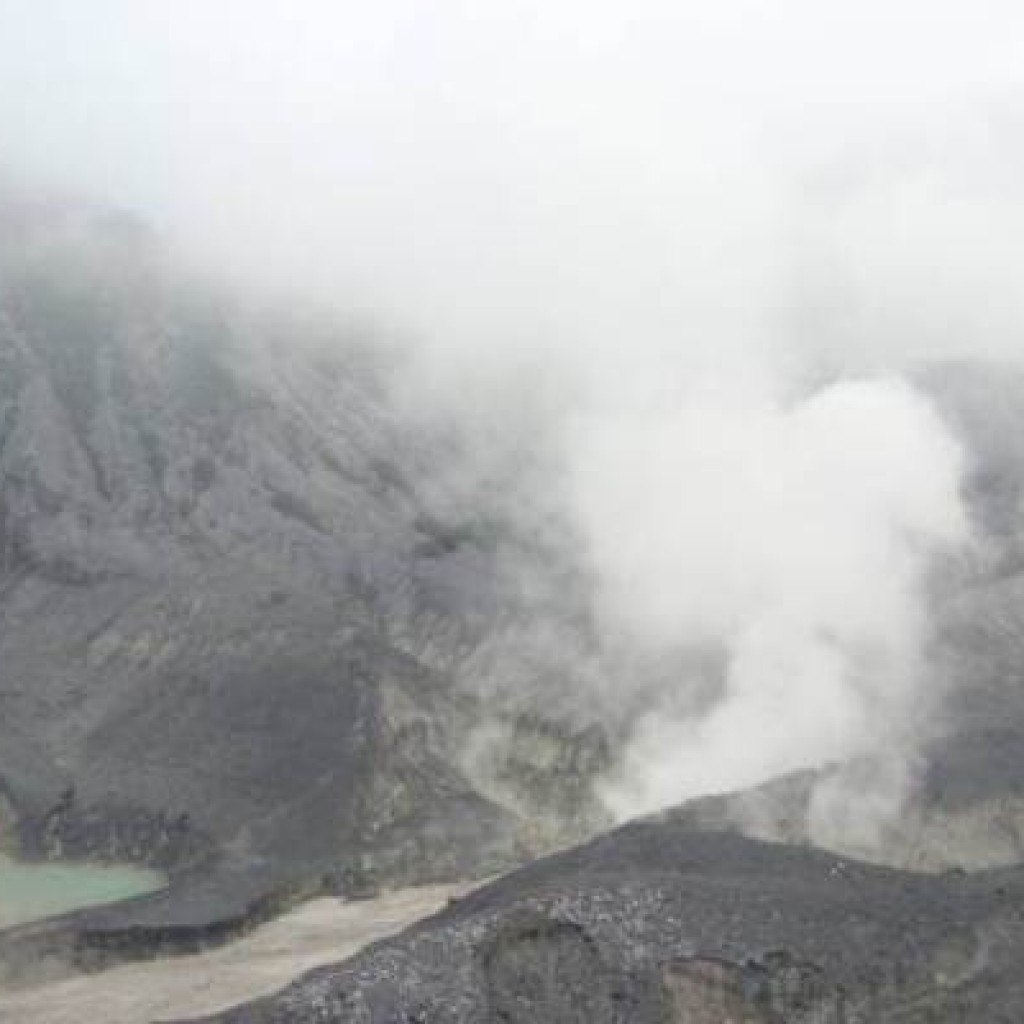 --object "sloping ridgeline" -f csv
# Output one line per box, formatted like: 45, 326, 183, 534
186, 820, 1024, 1023
0, 190, 604, 975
